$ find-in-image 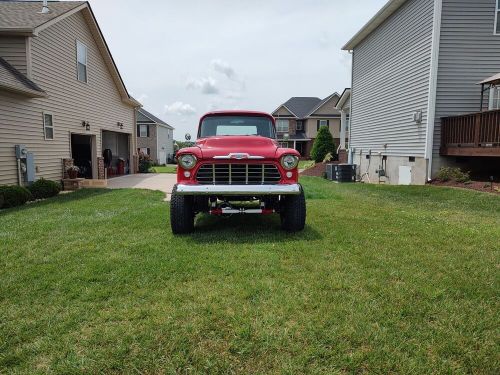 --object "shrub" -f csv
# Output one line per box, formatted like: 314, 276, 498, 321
28, 178, 61, 200
0, 186, 32, 208
310, 126, 336, 163
436, 167, 470, 183
138, 152, 154, 173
